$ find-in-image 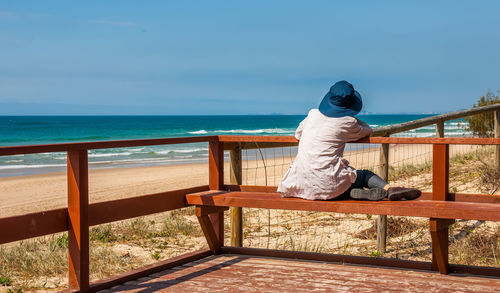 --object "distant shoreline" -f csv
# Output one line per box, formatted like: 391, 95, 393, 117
0, 115, 470, 177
